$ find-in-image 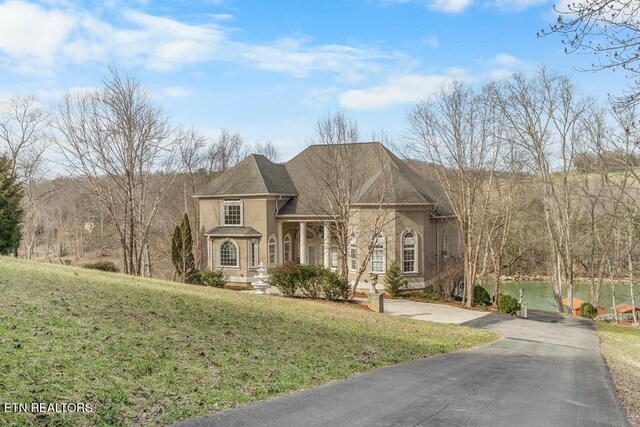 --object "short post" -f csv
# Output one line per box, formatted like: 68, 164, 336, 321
518, 288, 528, 318
367, 273, 384, 313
